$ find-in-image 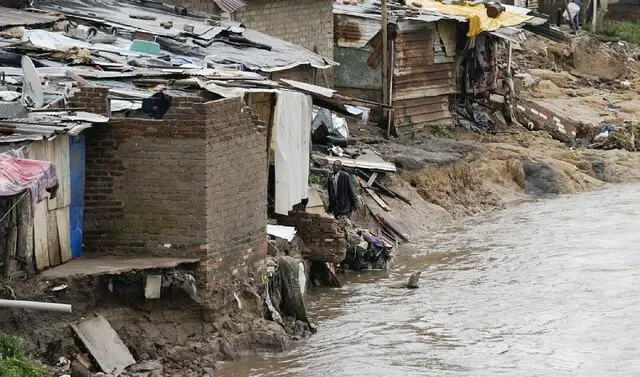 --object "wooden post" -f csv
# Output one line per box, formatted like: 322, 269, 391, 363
592, 0, 597, 33
507, 41, 512, 75
3, 199, 17, 278
381, 0, 389, 136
